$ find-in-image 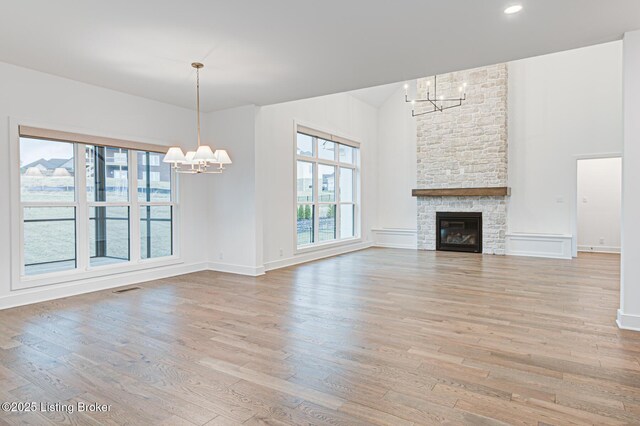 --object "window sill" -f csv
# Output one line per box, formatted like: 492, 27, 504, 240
294, 237, 363, 255
12, 256, 183, 291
